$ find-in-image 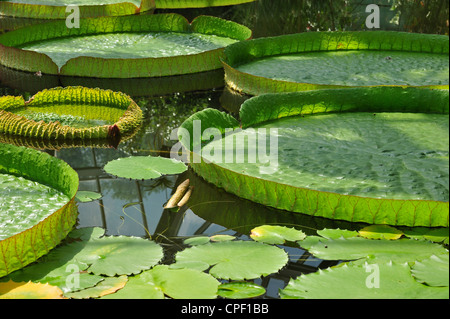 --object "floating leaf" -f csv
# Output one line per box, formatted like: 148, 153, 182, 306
175, 241, 289, 280
411, 253, 449, 287
280, 261, 449, 299
316, 228, 359, 239
250, 225, 306, 244
223, 31, 449, 95
68, 227, 105, 241
0, 143, 79, 277
0, 280, 65, 299
404, 227, 449, 244
218, 281, 266, 299
155, 0, 256, 8
102, 265, 220, 299
179, 87, 449, 227
303, 237, 448, 263
76, 191, 102, 203
46, 236, 164, 276
210, 234, 236, 242
358, 225, 404, 240
64, 276, 128, 299
104, 156, 187, 180
183, 236, 211, 246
